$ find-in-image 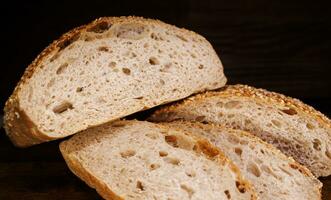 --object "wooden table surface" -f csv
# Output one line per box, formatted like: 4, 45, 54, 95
1, 0, 330, 199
